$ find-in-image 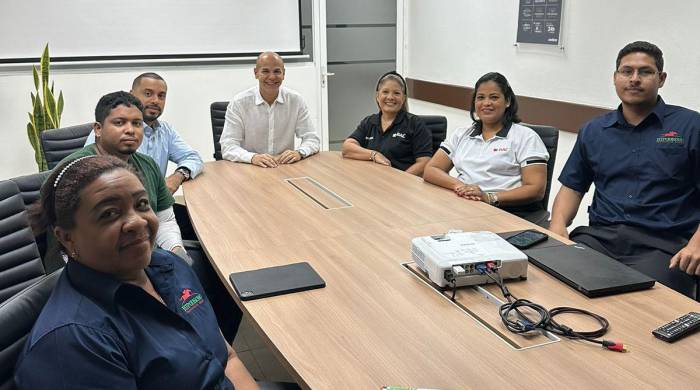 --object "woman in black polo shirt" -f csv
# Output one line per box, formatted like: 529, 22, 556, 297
423, 72, 549, 223
341, 71, 434, 176
15, 156, 258, 390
